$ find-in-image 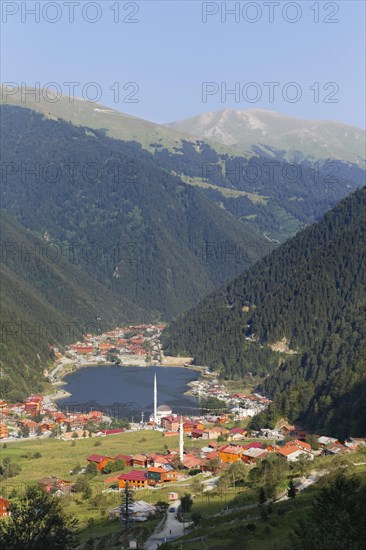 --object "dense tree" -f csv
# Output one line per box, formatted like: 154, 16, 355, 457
190, 478, 203, 496
180, 493, 193, 513
258, 487, 266, 505
0, 457, 21, 479
120, 482, 135, 549
287, 480, 297, 499
164, 187, 366, 437
1, 105, 268, 326
85, 462, 98, 477
191, 512, 203, 525
0, 486, 77, 549
291, 474, 366, 549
